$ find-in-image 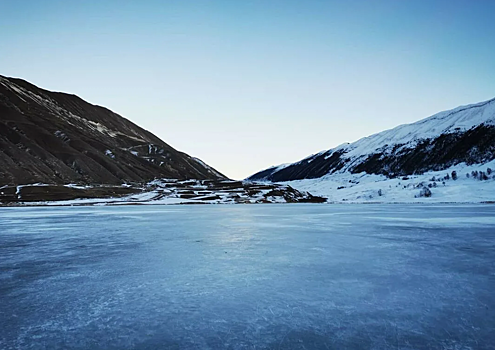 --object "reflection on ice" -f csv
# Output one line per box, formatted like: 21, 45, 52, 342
1, 204, 494, 349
